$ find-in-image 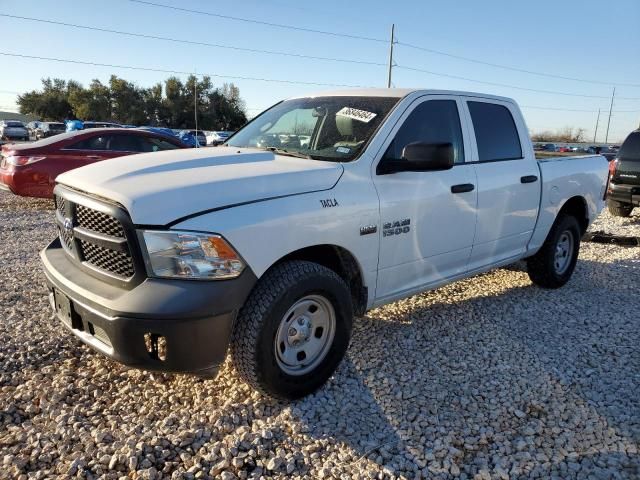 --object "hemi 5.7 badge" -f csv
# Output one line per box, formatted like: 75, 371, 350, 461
383, 219, 410, 237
